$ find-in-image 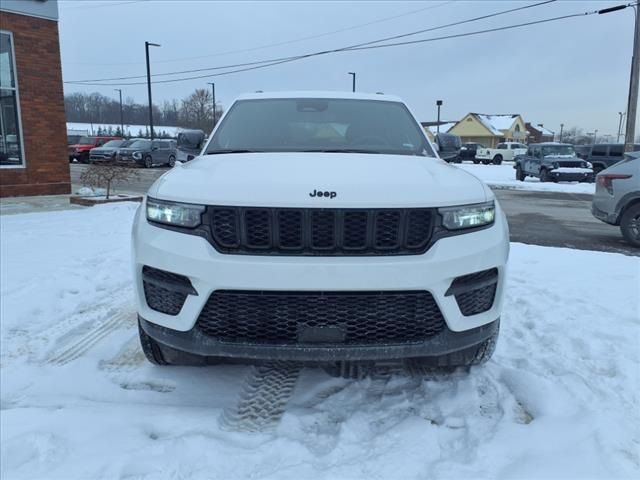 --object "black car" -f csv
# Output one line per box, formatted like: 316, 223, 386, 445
117, 139, 177, 168
514, 143, 594, 183
578, 143, 640, 173
88, 139, 130, 163
435, 133, 462, 163
458, 143, 484, 163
